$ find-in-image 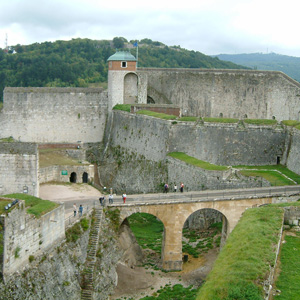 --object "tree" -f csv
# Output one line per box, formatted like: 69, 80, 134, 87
112, 37, 127, 49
